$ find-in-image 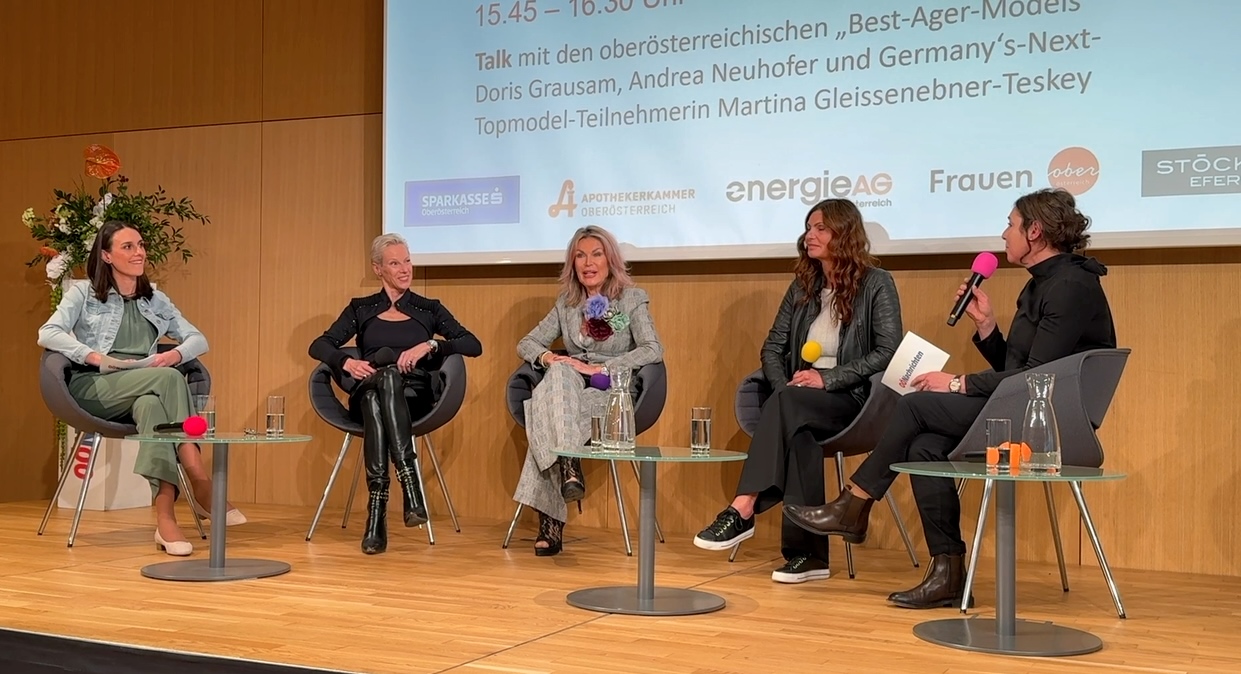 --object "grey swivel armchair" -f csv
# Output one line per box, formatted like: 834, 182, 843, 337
305, 347, 465, 544
950, 348, 1131, 618
502, 359, 668, 556
730, 371, 921, 577
37, 345, 209, 547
